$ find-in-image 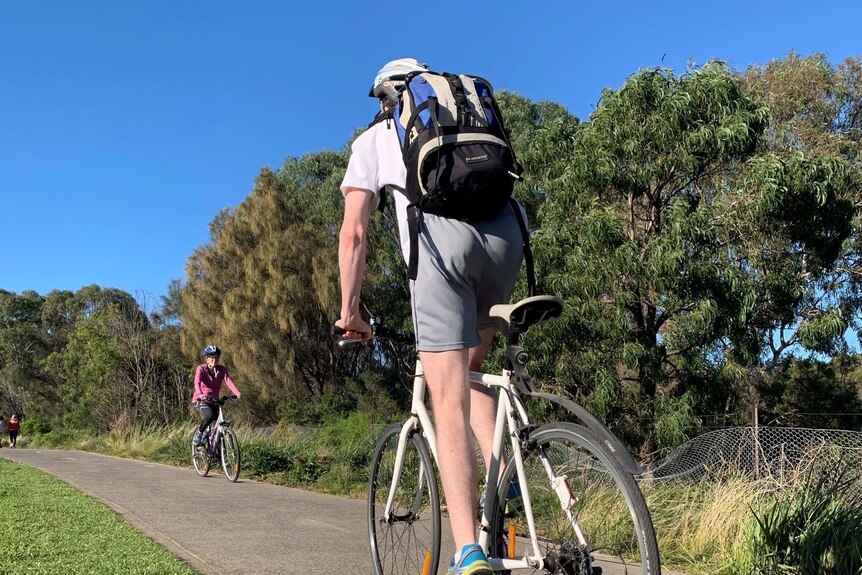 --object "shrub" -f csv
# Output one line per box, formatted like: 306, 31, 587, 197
744, 463, 862, 574
242, 440, 299, 475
